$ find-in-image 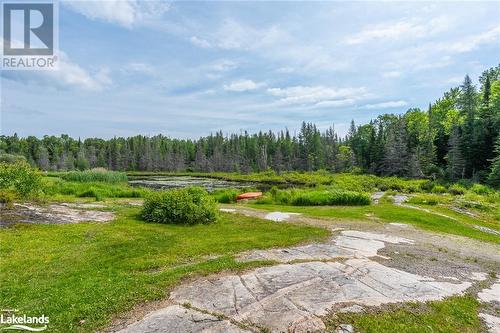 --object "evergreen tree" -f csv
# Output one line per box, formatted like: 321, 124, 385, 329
487, 136, 500, 188
446, 126, 465, 180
